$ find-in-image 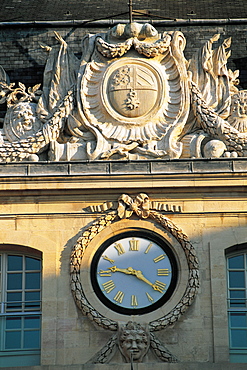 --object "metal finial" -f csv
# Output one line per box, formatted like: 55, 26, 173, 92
129, 0, 133, 23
